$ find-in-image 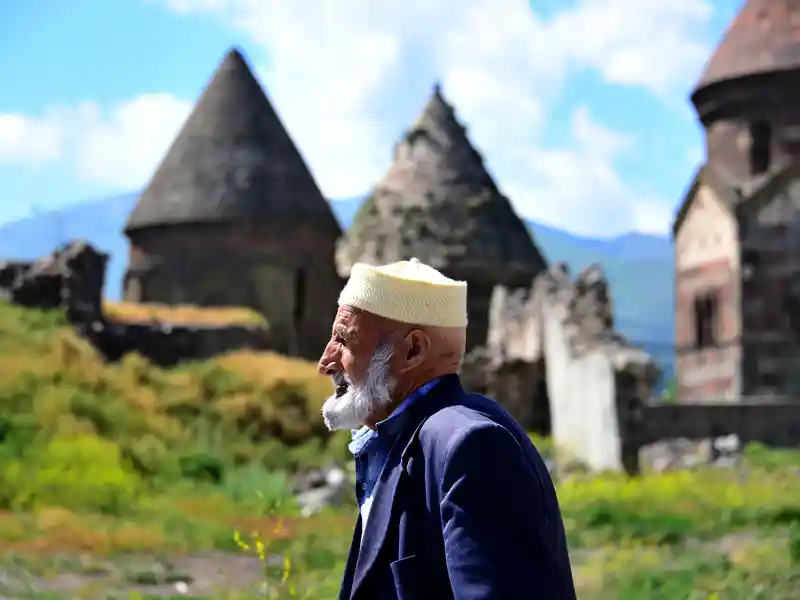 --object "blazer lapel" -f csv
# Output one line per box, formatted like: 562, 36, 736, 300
347, 374, 464, 599
349, 435, 406, 598
338, 515, 362, 600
